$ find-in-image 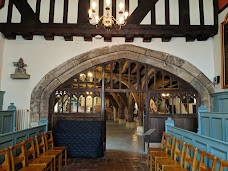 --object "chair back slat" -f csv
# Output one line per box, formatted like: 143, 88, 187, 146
0, 148, 10, 171
183, 143, 198, 171
199, 150, 217, 171
24, 138, 36, 162
164, 134, 175, 157
44, 131, 55, 150
219, 159, 228, 171
173, 139, 186, 166
9, 142, 26, 171
35, 134, 46, 157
